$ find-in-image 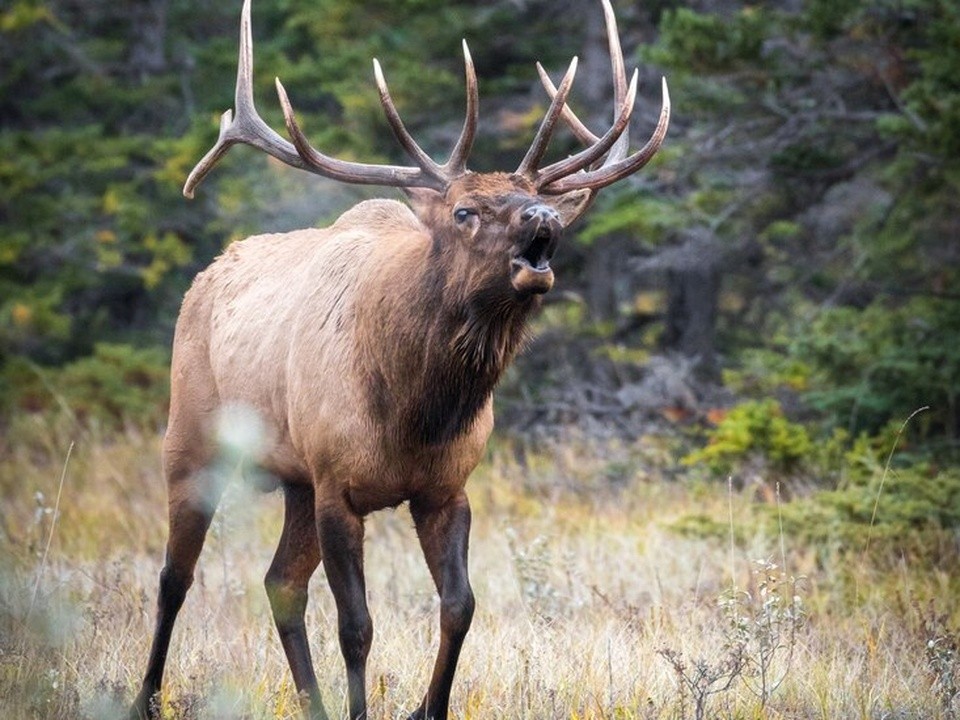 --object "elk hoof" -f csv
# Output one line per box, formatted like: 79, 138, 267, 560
128, 691, 160, 720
